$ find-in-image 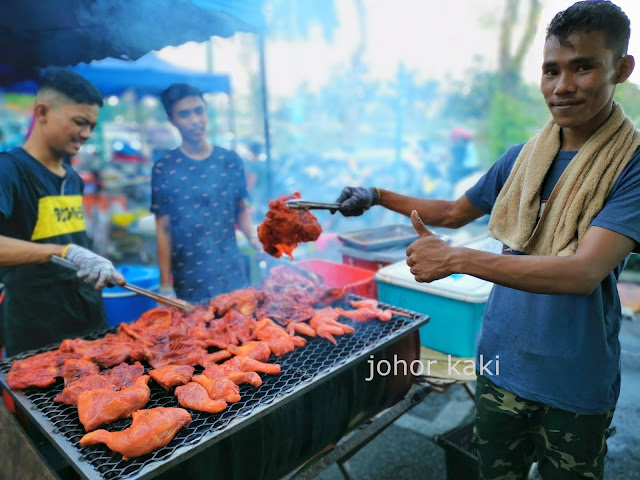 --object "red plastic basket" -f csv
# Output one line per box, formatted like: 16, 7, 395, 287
295, 259, 377, 299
